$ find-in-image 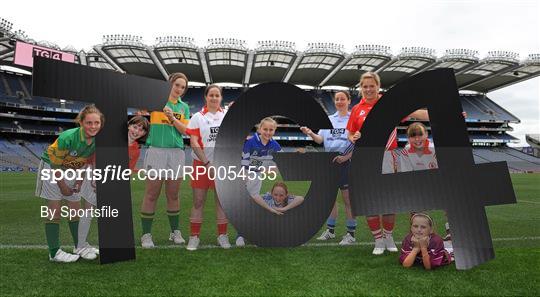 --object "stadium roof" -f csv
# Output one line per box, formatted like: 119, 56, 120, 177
0, 21, 538, 92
